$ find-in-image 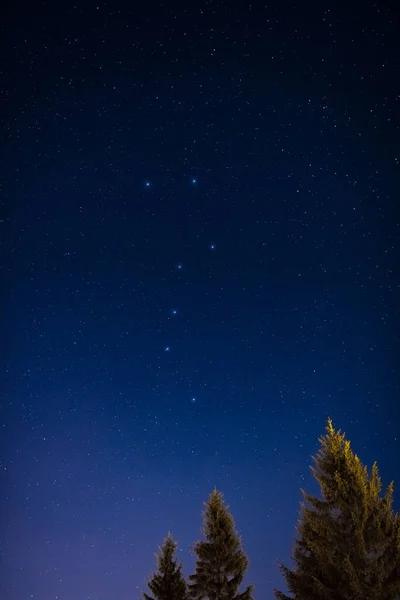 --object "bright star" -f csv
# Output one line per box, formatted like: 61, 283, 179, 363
176, 263, 183, 270
209, 243, 216, 250
145, 181, 151, 187
191, 397, 196, 403
171, 309, 178, 316
191, 178, 197, 184
164, 346, 171, 352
